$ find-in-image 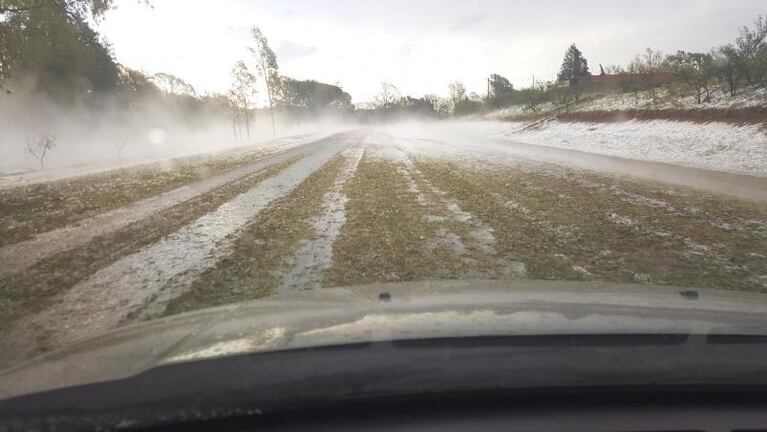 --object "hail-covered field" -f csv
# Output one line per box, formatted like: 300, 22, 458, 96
0, 125, 766, 367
